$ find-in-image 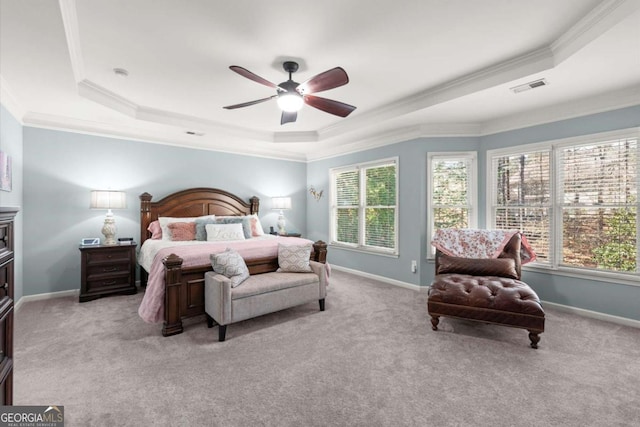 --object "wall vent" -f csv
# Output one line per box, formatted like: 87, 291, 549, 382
510, 78, 549, 94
